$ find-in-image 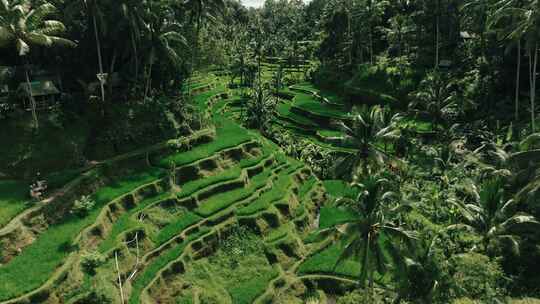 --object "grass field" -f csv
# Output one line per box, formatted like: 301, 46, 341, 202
298, 242, 361, 278
129, 229, 209, 304
0, 180, 30, 227
158, 120, 253, 167
292, 93, 349, 120
0, 168, 165, 300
